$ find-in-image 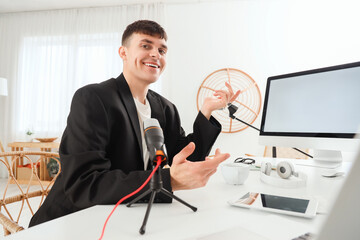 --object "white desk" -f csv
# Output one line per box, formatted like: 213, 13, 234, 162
6, 159, 352, 240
